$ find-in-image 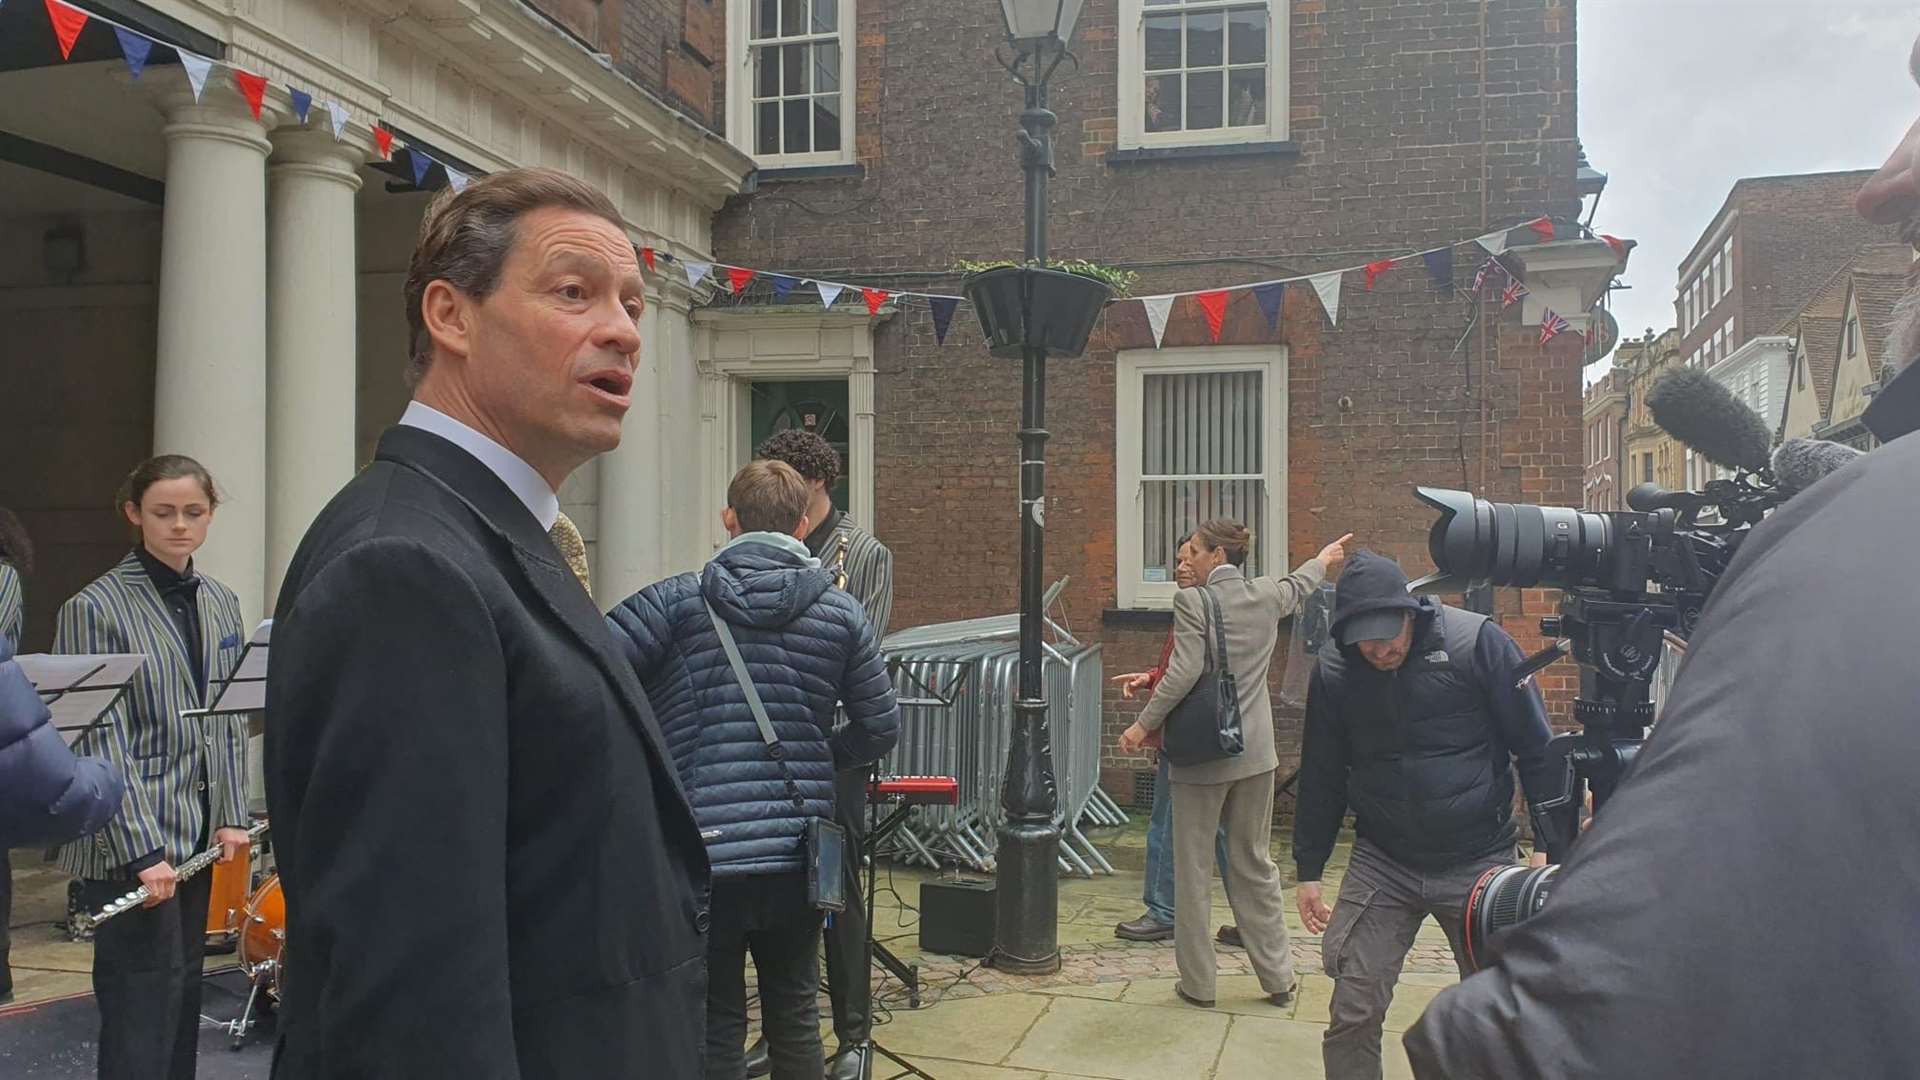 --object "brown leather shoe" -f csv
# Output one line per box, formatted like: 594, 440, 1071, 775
1174, 983, 1216, 1008
1216, 924, 1243, 948
1114, 916, 1175, 942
